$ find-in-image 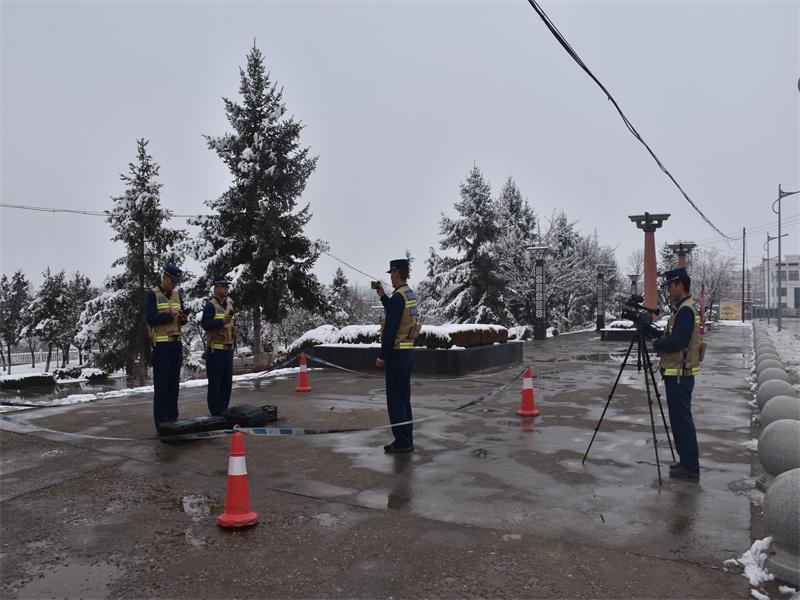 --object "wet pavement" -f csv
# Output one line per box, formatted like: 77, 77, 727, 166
0, 325, 762, 598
